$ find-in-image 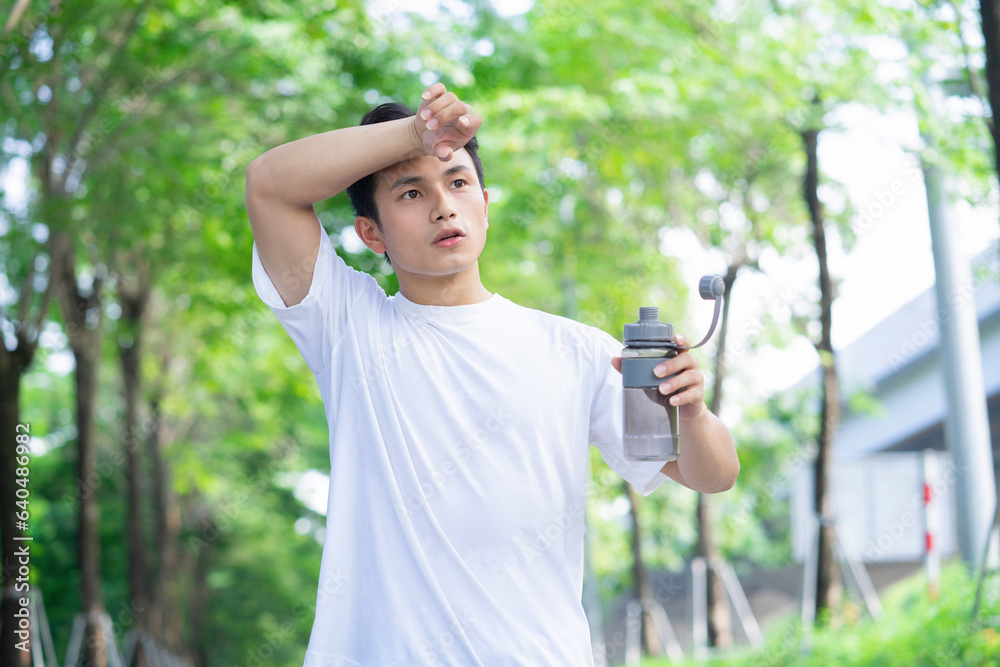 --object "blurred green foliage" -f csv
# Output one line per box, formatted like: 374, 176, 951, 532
1, 0, 994, 664
641, 561, 1000, 667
